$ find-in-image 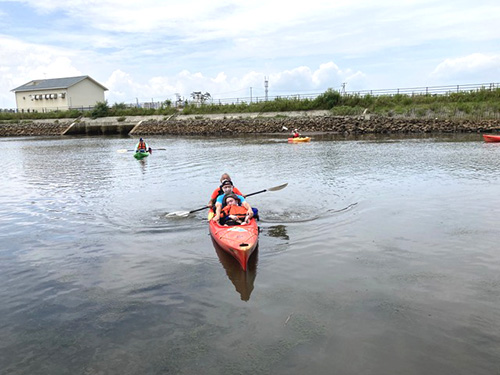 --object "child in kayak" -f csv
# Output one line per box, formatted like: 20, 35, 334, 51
219, 193, 251, 226
212, 182, 253, 224
291, 129, 301, 138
